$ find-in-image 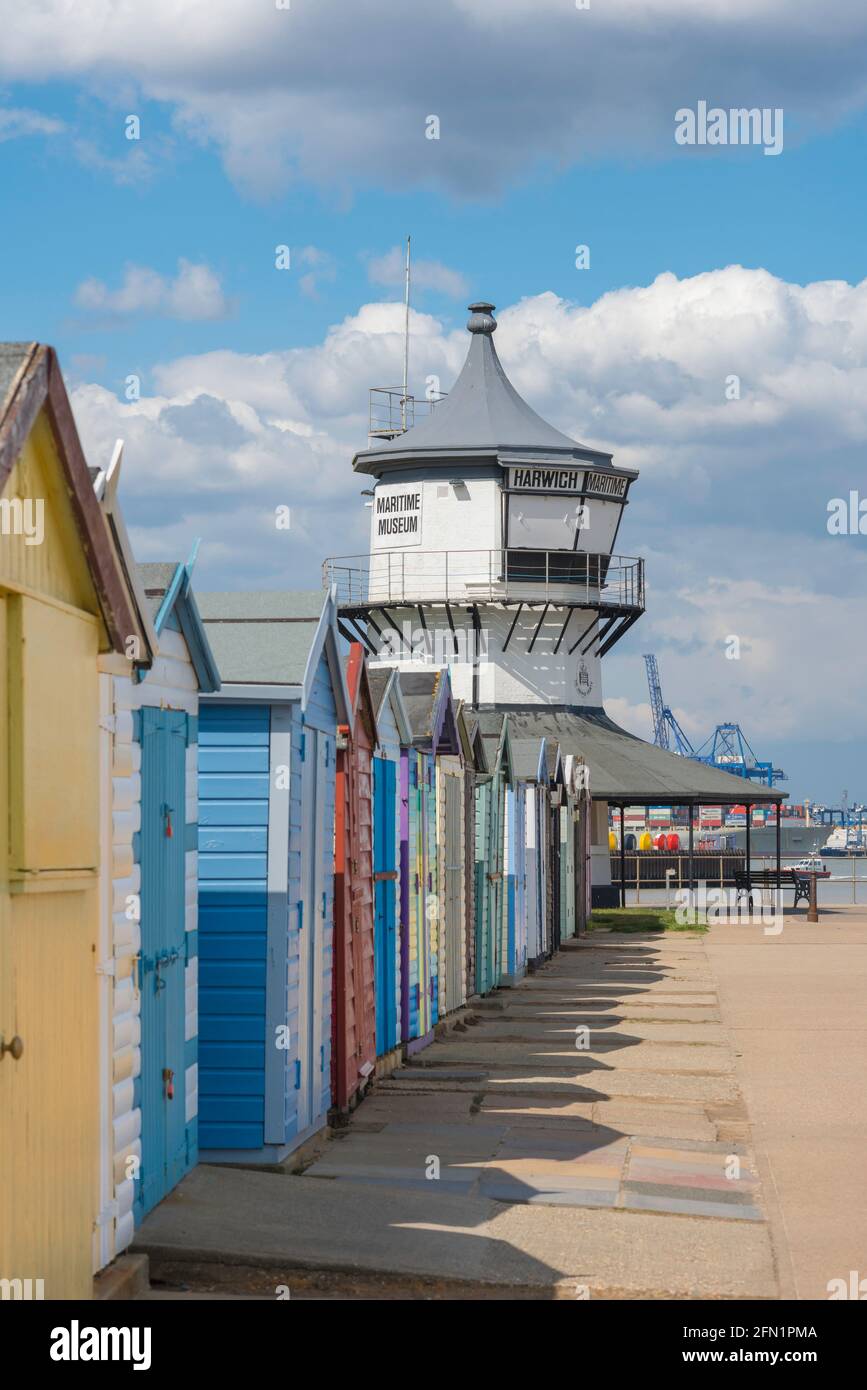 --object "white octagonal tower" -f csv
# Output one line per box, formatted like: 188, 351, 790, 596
326, 301, 643, 714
